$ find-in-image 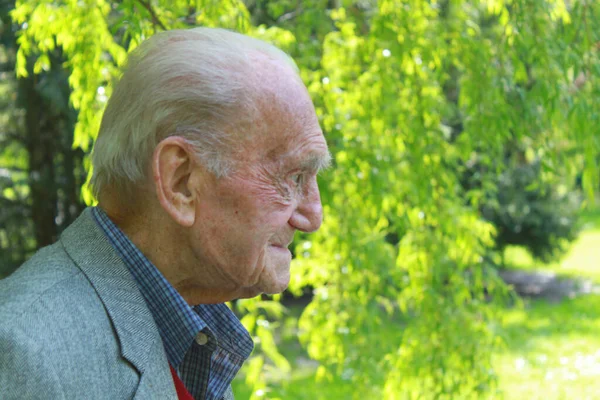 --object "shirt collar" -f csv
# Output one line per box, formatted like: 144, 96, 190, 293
91, 207, 253, 367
